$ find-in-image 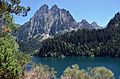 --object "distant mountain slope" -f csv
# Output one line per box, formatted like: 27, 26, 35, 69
15, 4, 102, 42
15, 4, 102, 53
35, 12, 120, 57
